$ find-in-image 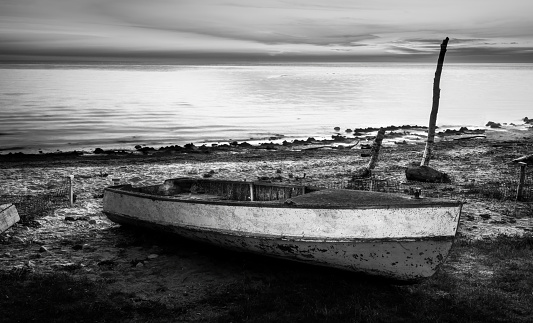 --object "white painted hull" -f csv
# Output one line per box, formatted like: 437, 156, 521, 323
103, 181, 461, 280
1, 204, 20, 233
